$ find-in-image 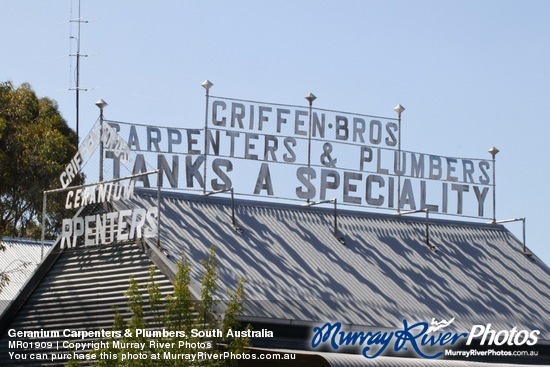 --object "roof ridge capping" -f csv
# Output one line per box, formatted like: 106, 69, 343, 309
0, 237, 54, 246
131, 187, 550, 267
133, 187, 508, 231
